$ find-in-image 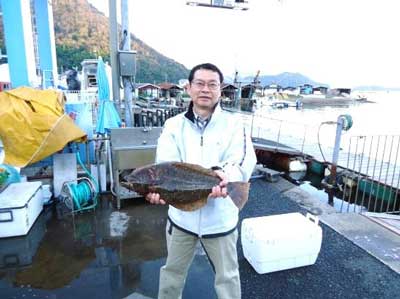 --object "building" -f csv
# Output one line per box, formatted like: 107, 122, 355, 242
158, 82, 183, 99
